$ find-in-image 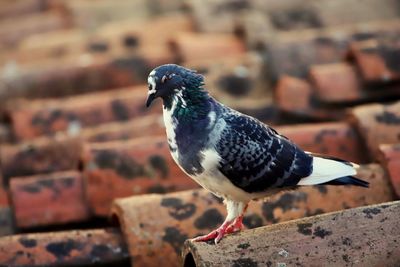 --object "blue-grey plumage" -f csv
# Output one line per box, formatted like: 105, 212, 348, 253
146, 64, 368, 243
